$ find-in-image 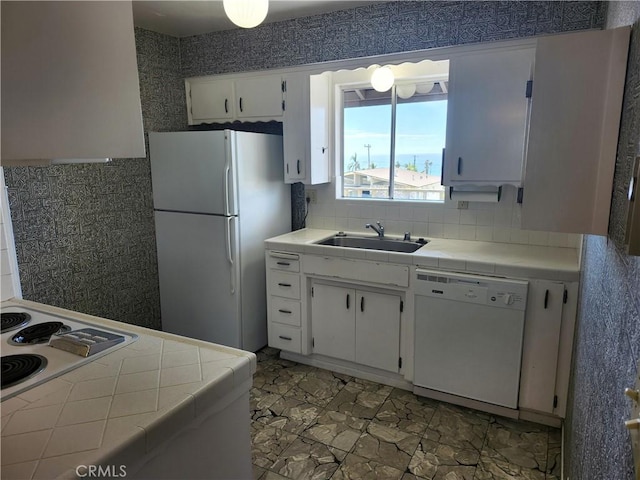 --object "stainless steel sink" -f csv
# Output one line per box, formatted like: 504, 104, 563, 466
316, 233, 428, 253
